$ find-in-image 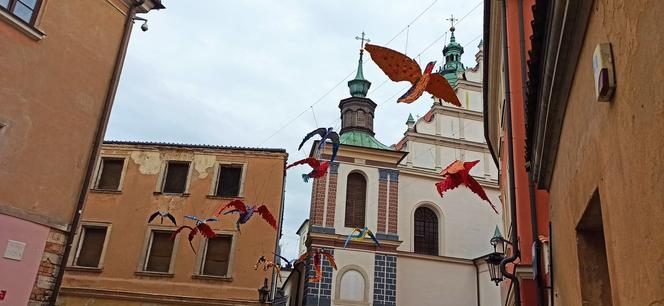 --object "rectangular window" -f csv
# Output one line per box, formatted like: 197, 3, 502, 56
74, 226, 108, 268
162, 161, 190, 194
1, 0, 41, 24
215, 165, 243, 197
95, 158, 124, 191
200, 235, 233, 277
144, 230, 175, 273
